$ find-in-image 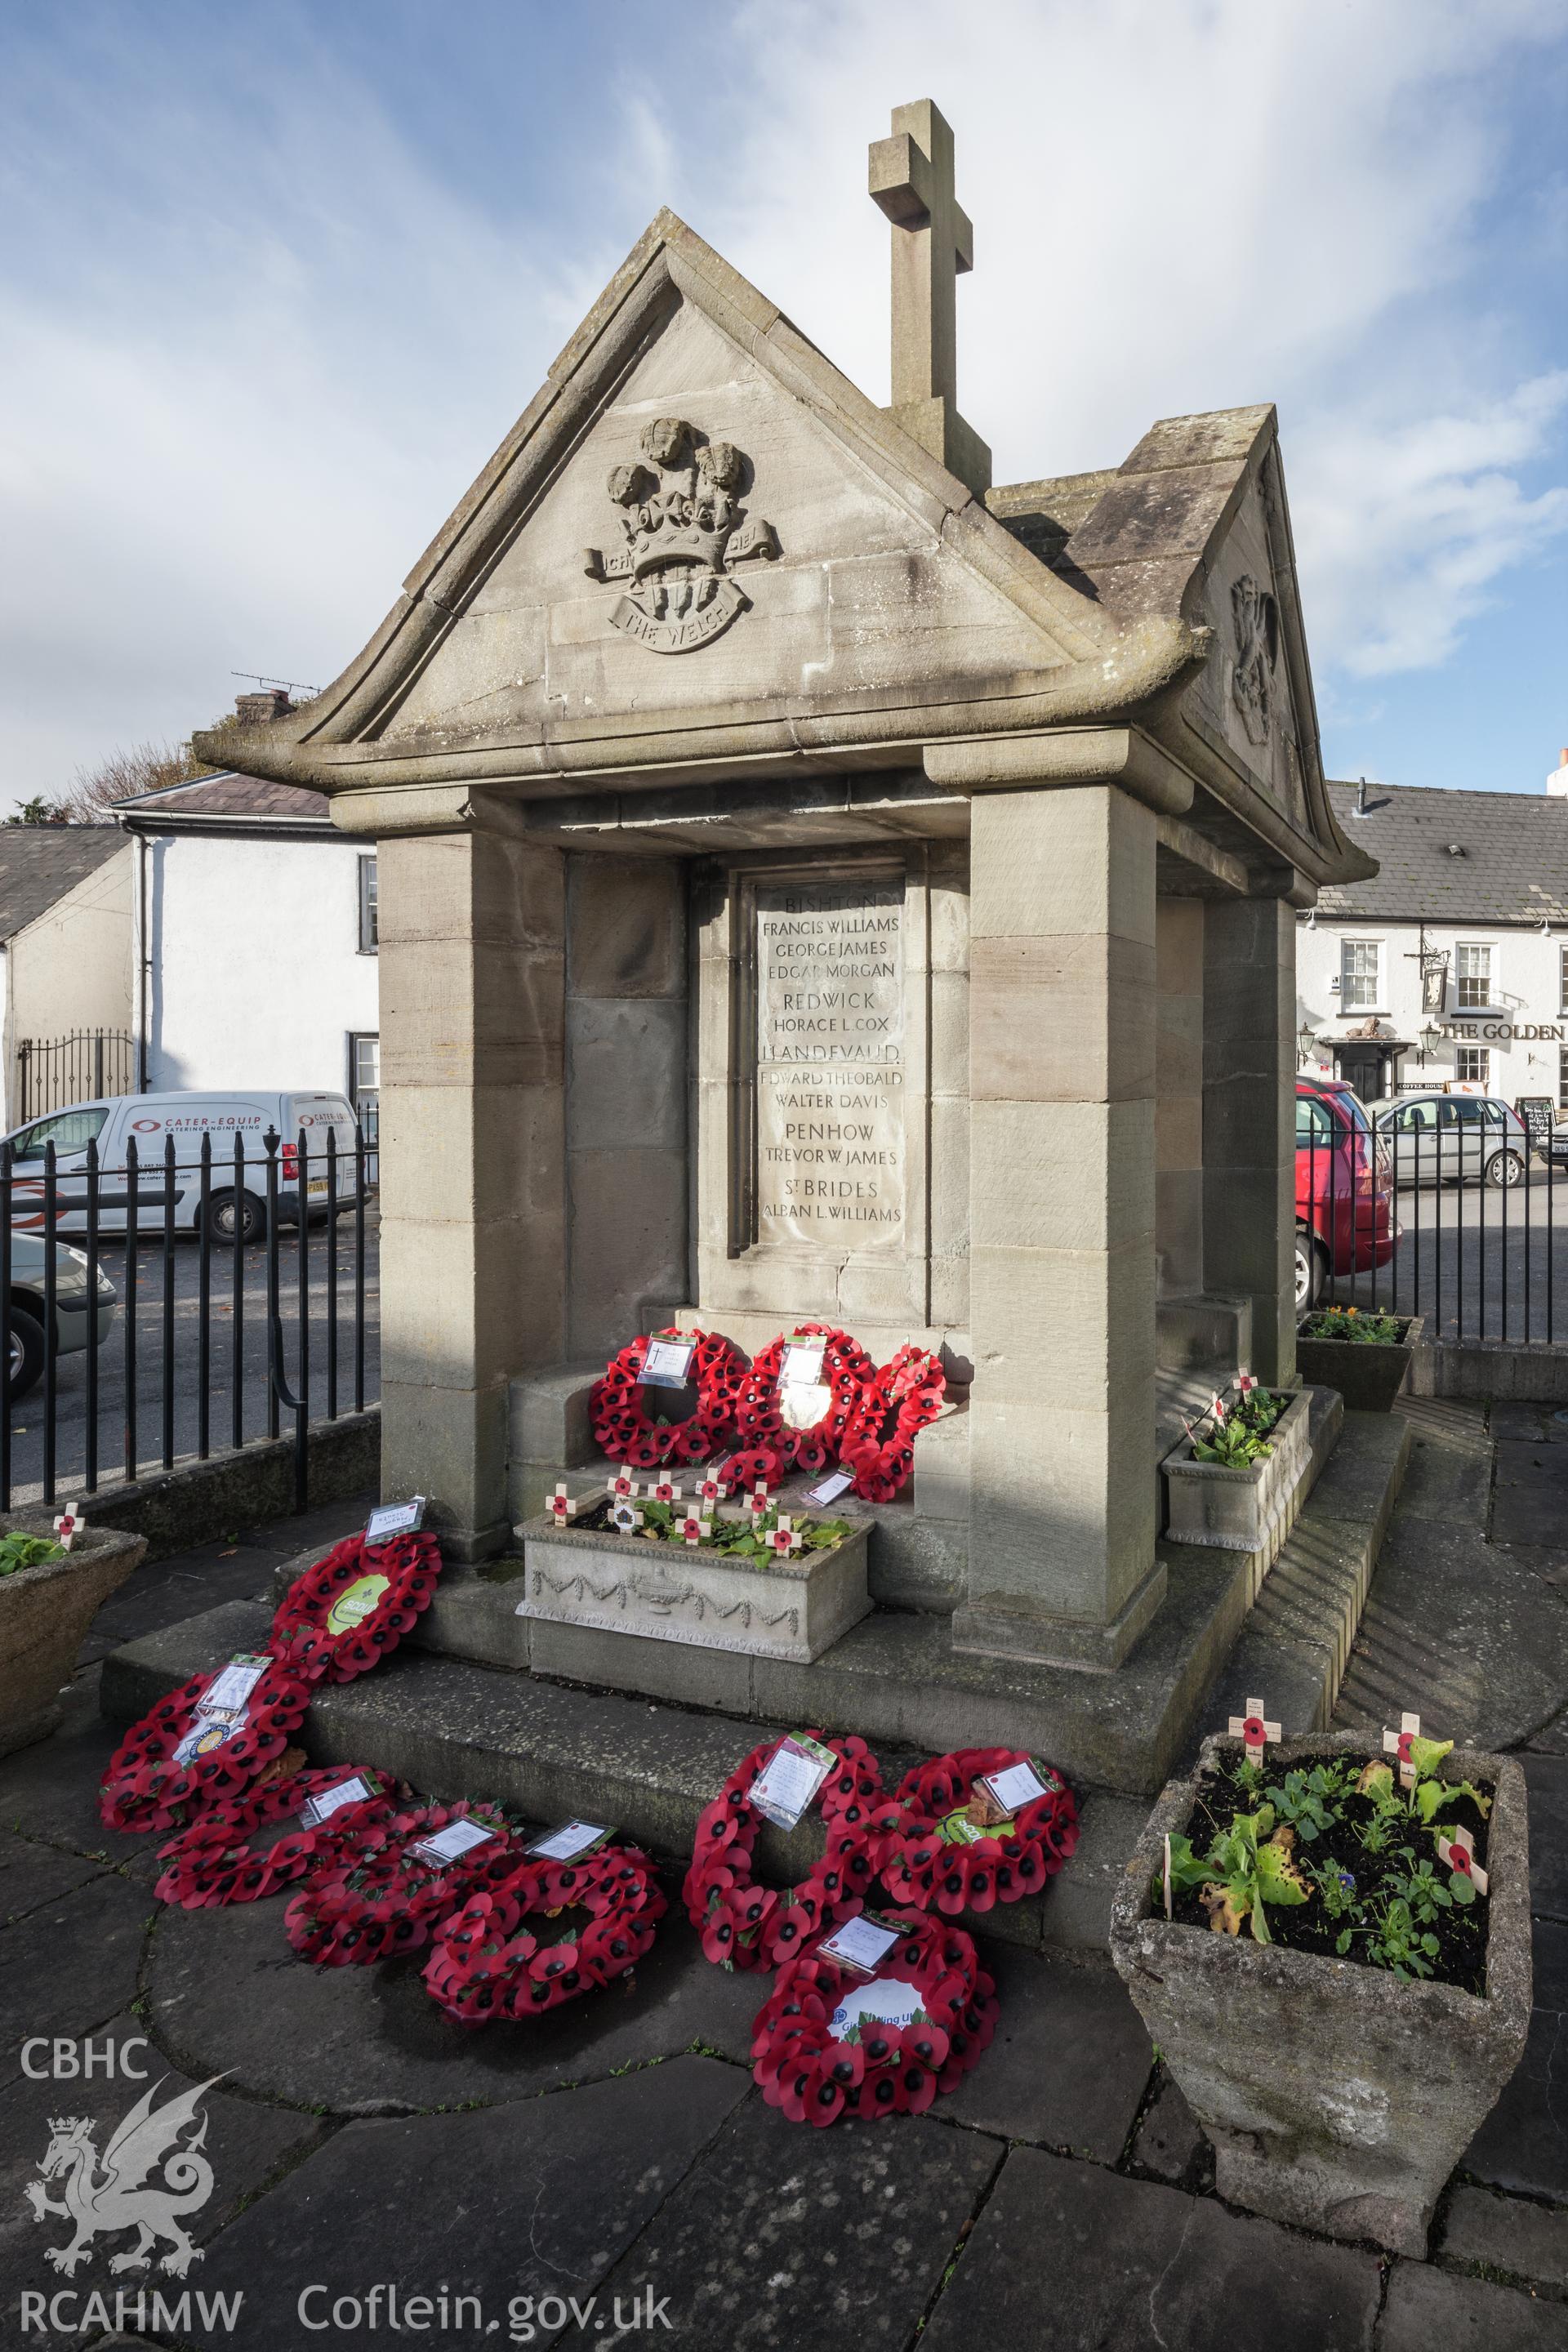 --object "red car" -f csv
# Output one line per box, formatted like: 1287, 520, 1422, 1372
1295, 1076, 1397, 1307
